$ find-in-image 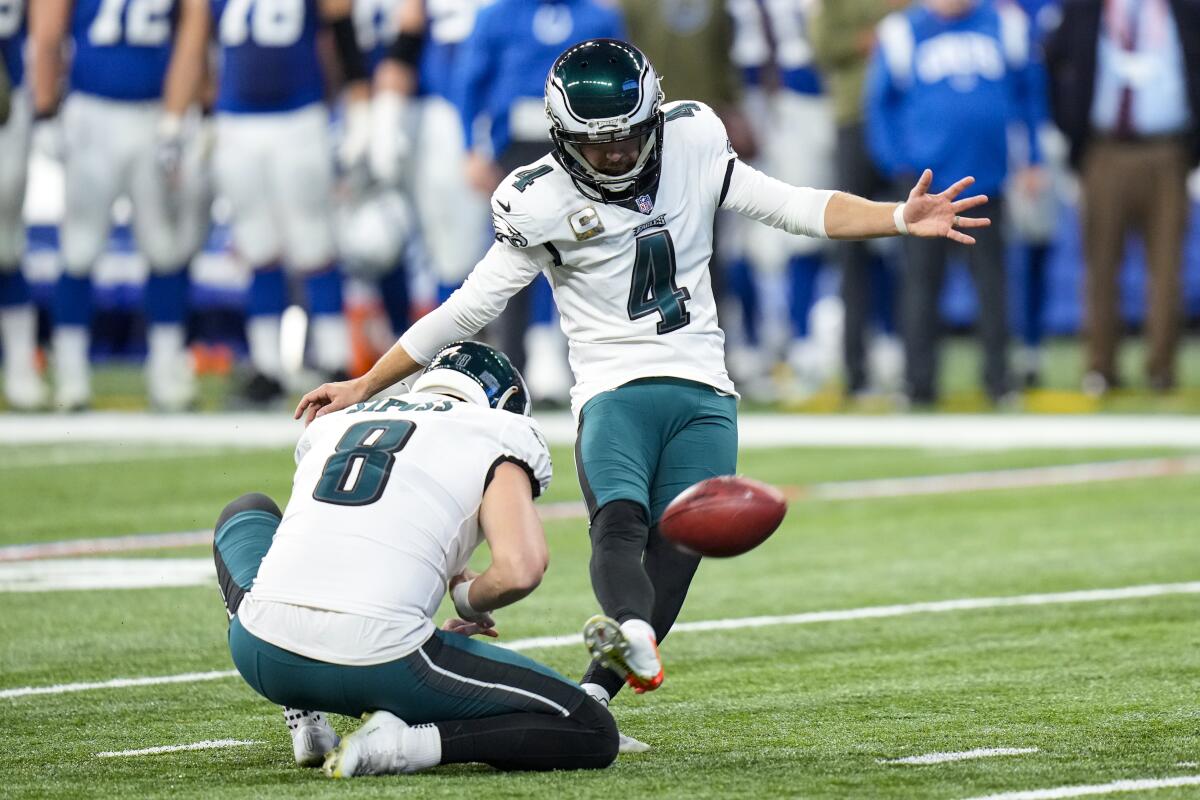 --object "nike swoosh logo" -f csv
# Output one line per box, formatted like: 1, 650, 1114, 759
497, 200, 512, 212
